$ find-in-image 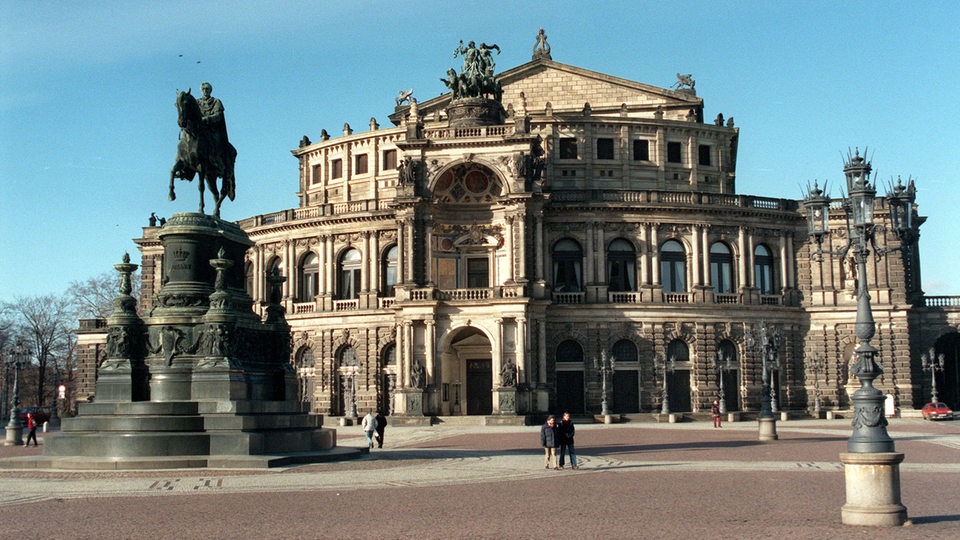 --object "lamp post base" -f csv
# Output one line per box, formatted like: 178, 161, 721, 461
840, 452, 907, 527
4, 424, 24, 446
757, 416, 778, 441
